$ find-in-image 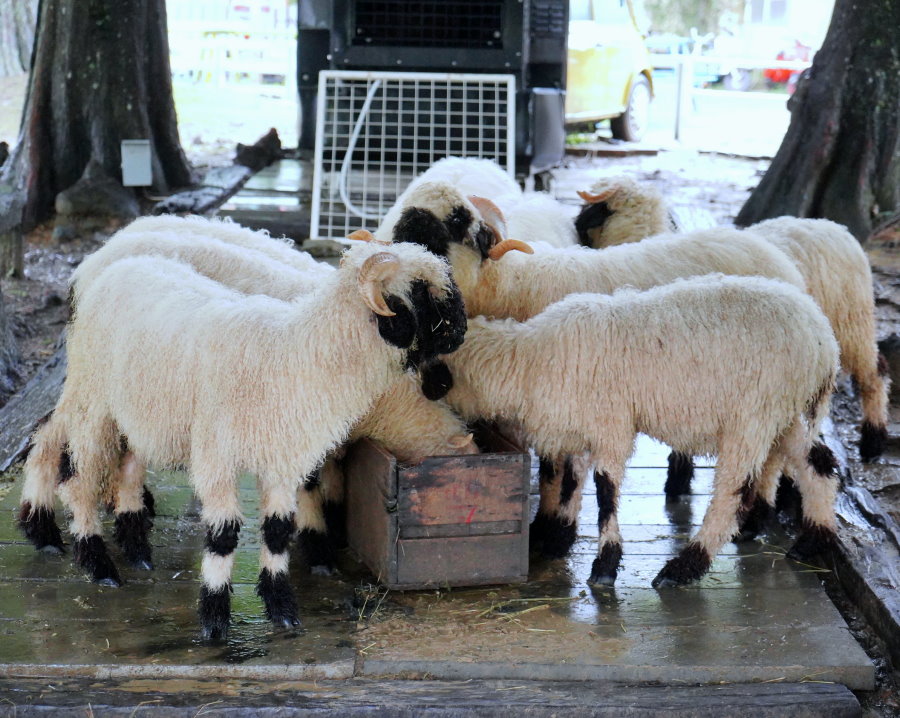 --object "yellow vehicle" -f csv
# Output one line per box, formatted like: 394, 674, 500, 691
566, 0, 654, 141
